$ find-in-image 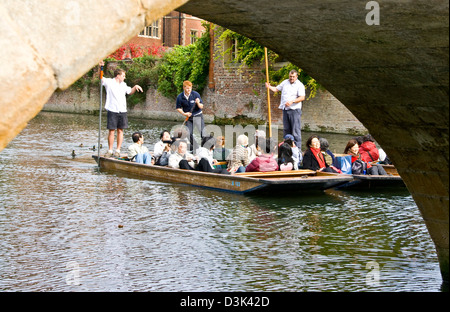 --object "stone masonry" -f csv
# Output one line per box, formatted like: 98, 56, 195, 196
1, 0, 448, 281
179, 0, 449, 281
